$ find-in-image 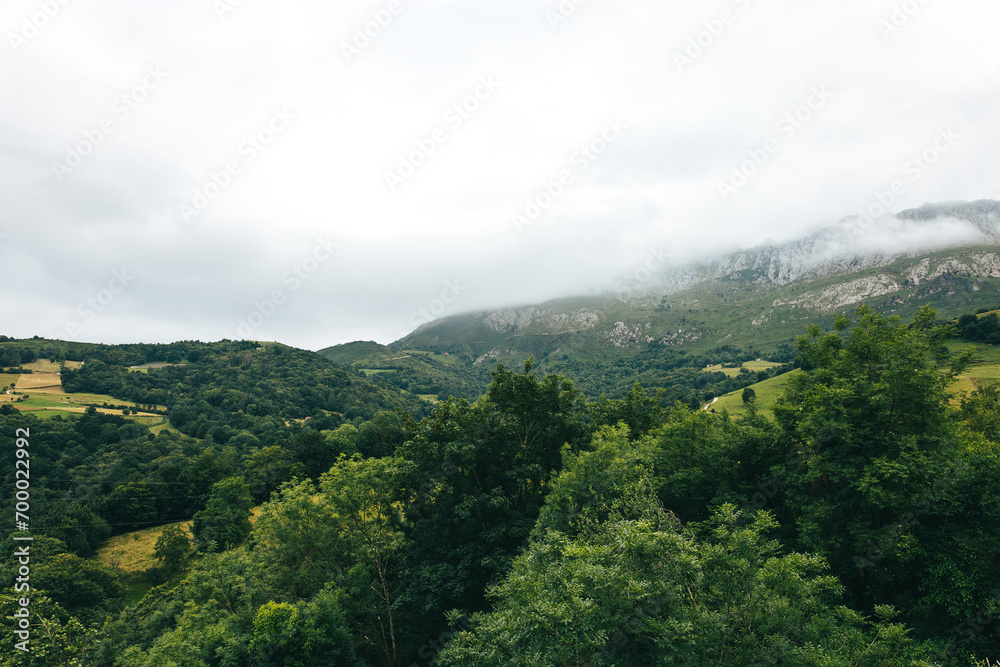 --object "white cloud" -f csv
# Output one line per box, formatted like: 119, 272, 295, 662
1, 0, 999, 349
